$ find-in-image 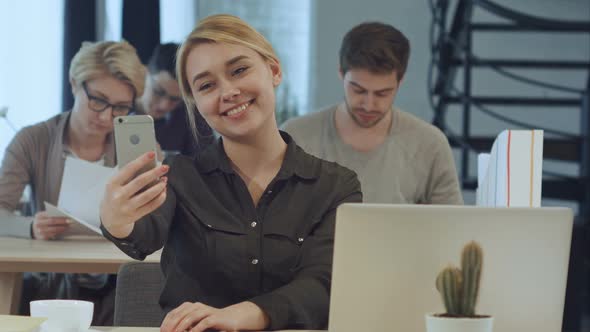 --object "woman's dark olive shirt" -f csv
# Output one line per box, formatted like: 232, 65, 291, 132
101, 131, 362, 330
